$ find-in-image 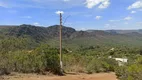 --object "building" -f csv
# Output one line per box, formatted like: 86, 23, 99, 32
114, 58, 128, 66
